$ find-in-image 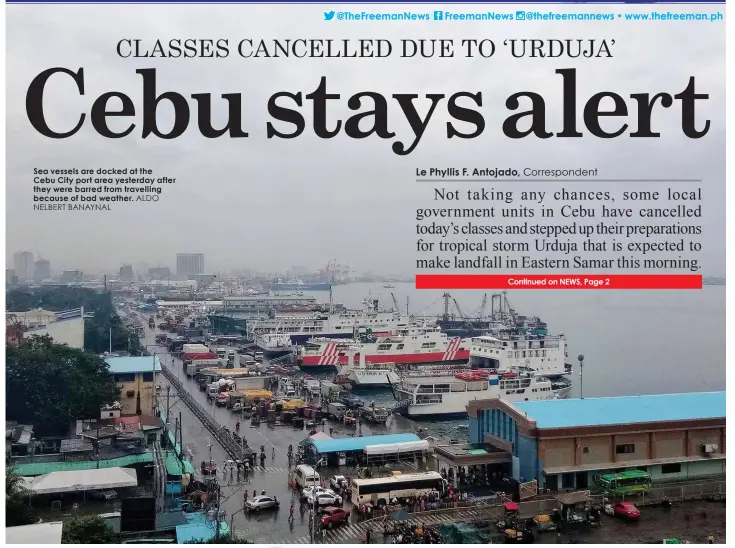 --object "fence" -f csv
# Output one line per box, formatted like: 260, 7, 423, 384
161, 363, 250, 461
620, 480, 725, 506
